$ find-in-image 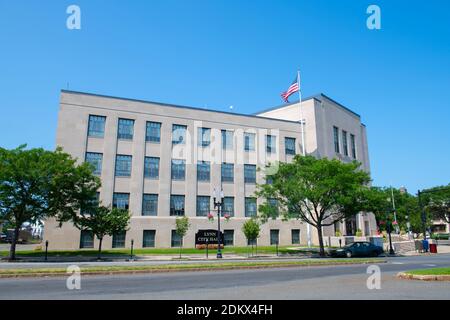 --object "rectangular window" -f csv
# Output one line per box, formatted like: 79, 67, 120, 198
244, 164, 256, 184
333, 126, 340, 153
170, 195, 185, 216
223, 197, 234, 217
146, 122, 161, 143
197, 161, 210, 182
171, 230, 182, 247
244, 133, 256, 151
221, 163, 234, 183
144, 157, 159, 179
171, 159, 186, 181
248, 238, 257, 246
172, 124, 187, 145
266, 135, 276, 153
85, 152, 103, 175
79, 230, 94, 248
198, 127, 211, 147
118, 118, 134, 140
88, 115, 106, 138
142, 194, 158, 216
112, 231, 126, 248
350, 134, 356, 159
270, 229, 279, 245
222, 130, 234, 150
115, 155, 132, 177
224, 230, 234, 246
196, 196, 210, 217
291, 229, 300, 244
342, 130, 348, 156
245, 197, 257, 217
80, 192, 100, 215
285, 137, 296, 155
142, 230, 156, 248
268, 198, 279, 217
113, 193, 130, 210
